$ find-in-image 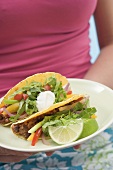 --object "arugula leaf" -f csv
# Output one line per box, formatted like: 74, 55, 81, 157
25, 99, 38, 115
42, 120, 61, 135
41, 102, 97, 135
73, 102, 83, 111
9, 76, 66, 104
45, 76, 57, 88
44, 76, 67, 103
9, 100, 25, 123
8, 81, 43, 99
77, 107, 97, 119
